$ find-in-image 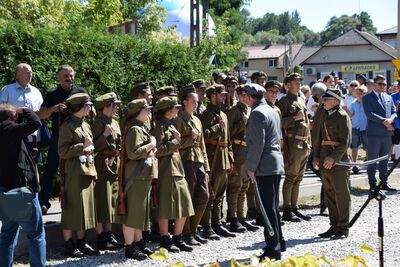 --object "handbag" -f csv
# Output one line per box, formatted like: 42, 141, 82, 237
38, 120, 51, 149
0, 185, 35, 222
